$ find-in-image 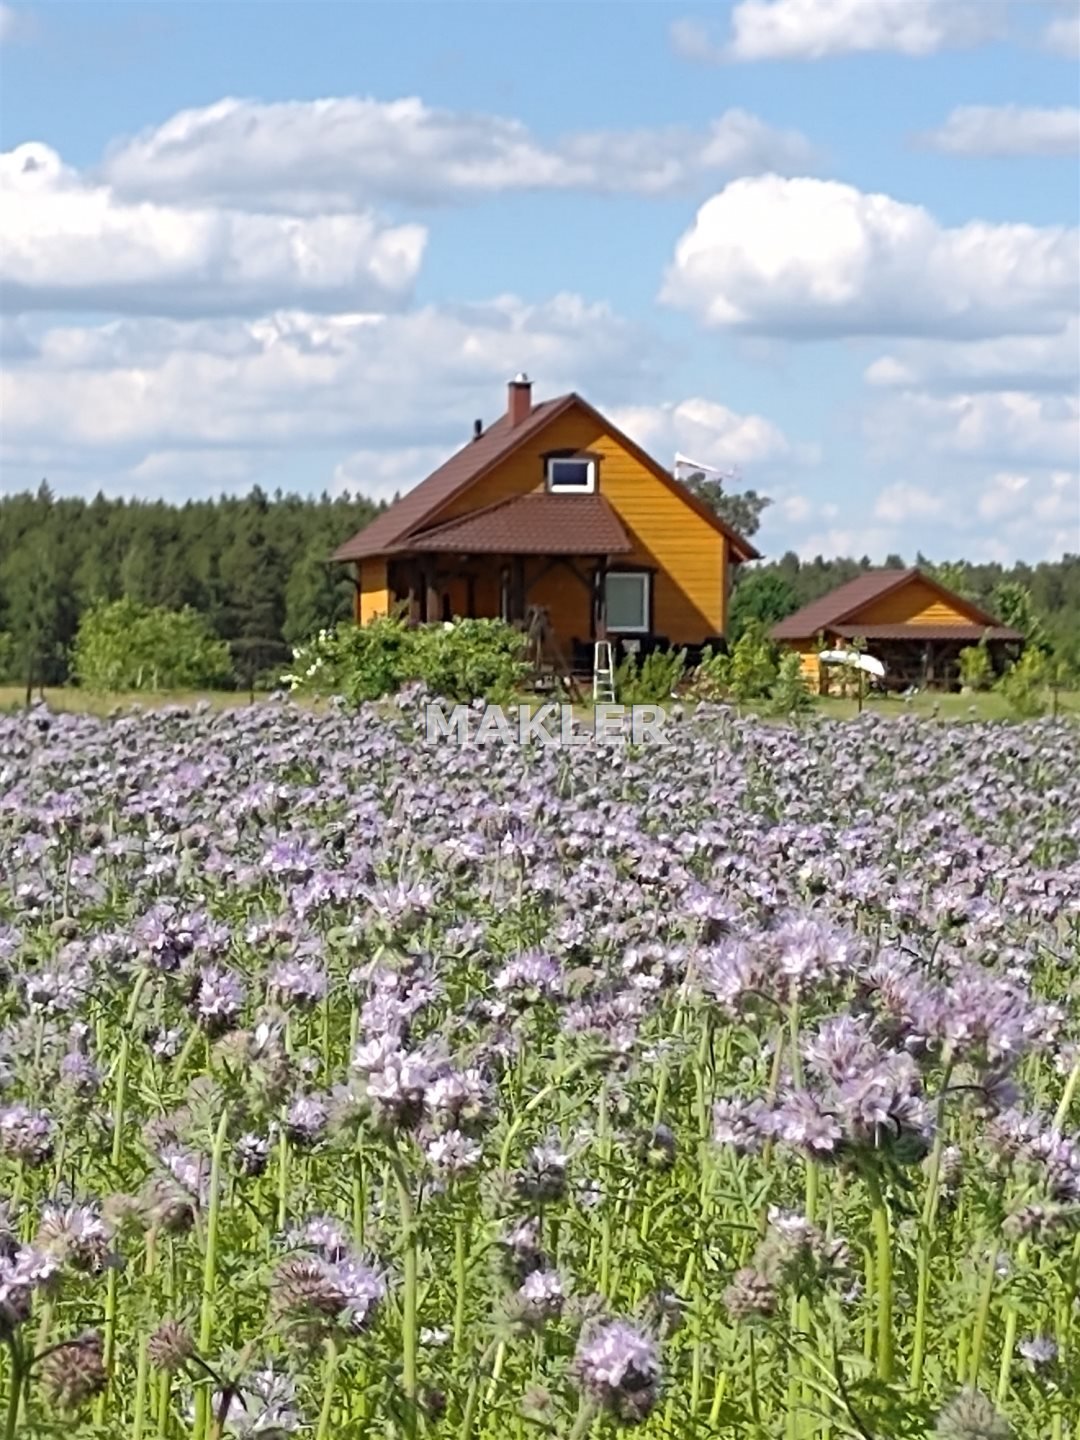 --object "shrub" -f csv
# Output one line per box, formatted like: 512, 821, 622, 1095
284, 615, 529, 704
997, 647, 1048, 718
727, 620, 780, 702
768, 650, 815, 716
73, 599, 233, 692
409, 619, 530, 705
958, 638, 994, 692
691, 644, 731, 701
614, 647, 687, 703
